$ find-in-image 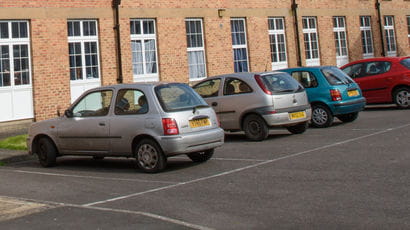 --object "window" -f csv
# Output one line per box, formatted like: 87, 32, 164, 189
364, 61, 391, 75
115, 89, 148, 115
360, 16, 374, 58
302, 17, 320, 66
130, 19, 158, 82
268, 17, 288, 70
333, 17, 348, 67
186, 19, 206, 80
72, 90, 113, 117
231, 18, 249, 72
68, 20, 100, 81
407, 16, 410, 45
290, 71, 318, 88
384, 16, 396, 56
224, 78, 252, 95
193, 78, 221, 98
0, 21, 31, 87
